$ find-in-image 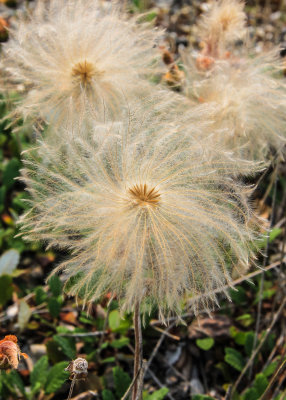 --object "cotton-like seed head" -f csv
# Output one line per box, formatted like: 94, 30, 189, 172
182, 48, 286, 163
198, 0, 247, 58
0, 0, 162, 126
19, 114, 258, 320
